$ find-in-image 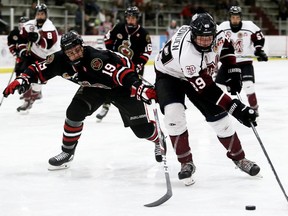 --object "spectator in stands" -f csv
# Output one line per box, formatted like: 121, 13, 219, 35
165, 19, 179, 42
180, 3, 194, 25
0, 3, 9, 35
85, 0, 100, 16
22, 2, 37, 19
278, 0, 288, 20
